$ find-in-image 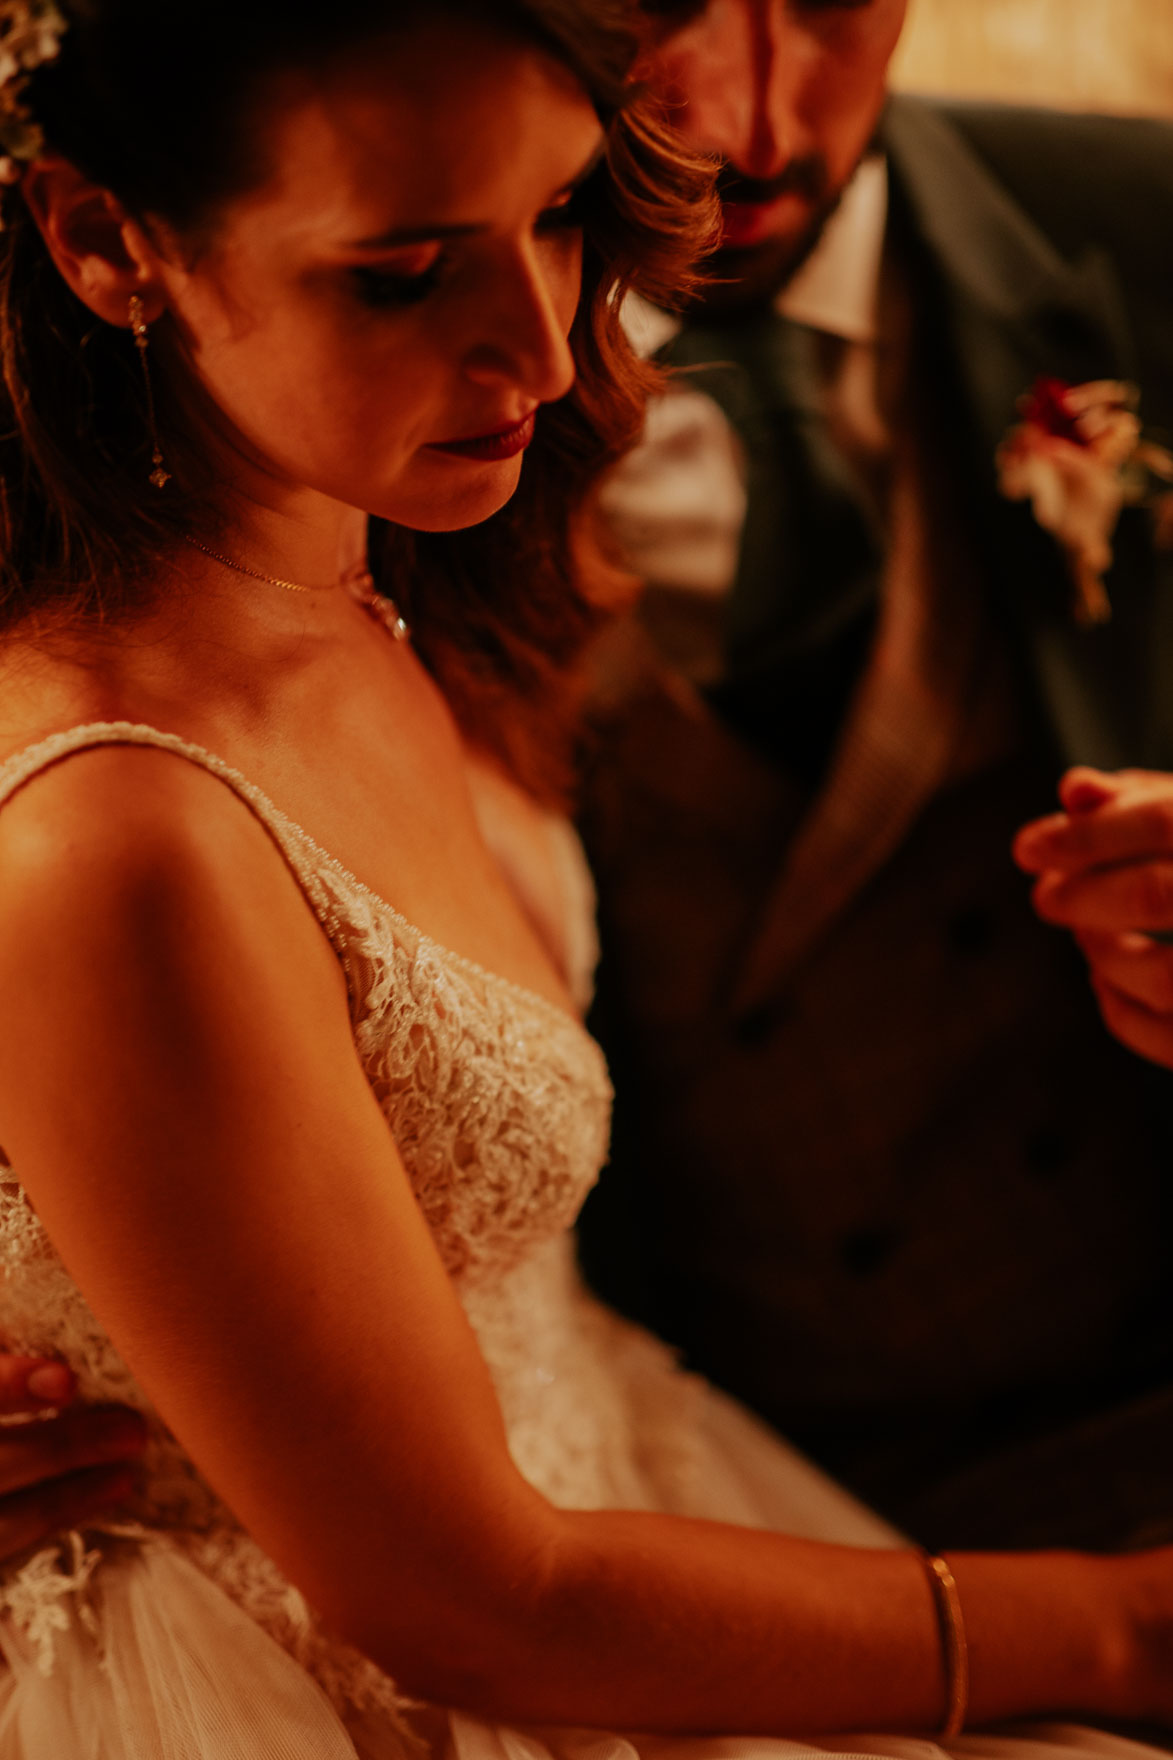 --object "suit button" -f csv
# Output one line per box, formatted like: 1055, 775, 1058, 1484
1025, 1126, 1072, 1179
732, 999, 793, 1047
840, 1226, 898, 1277
948, 905, 994, 954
